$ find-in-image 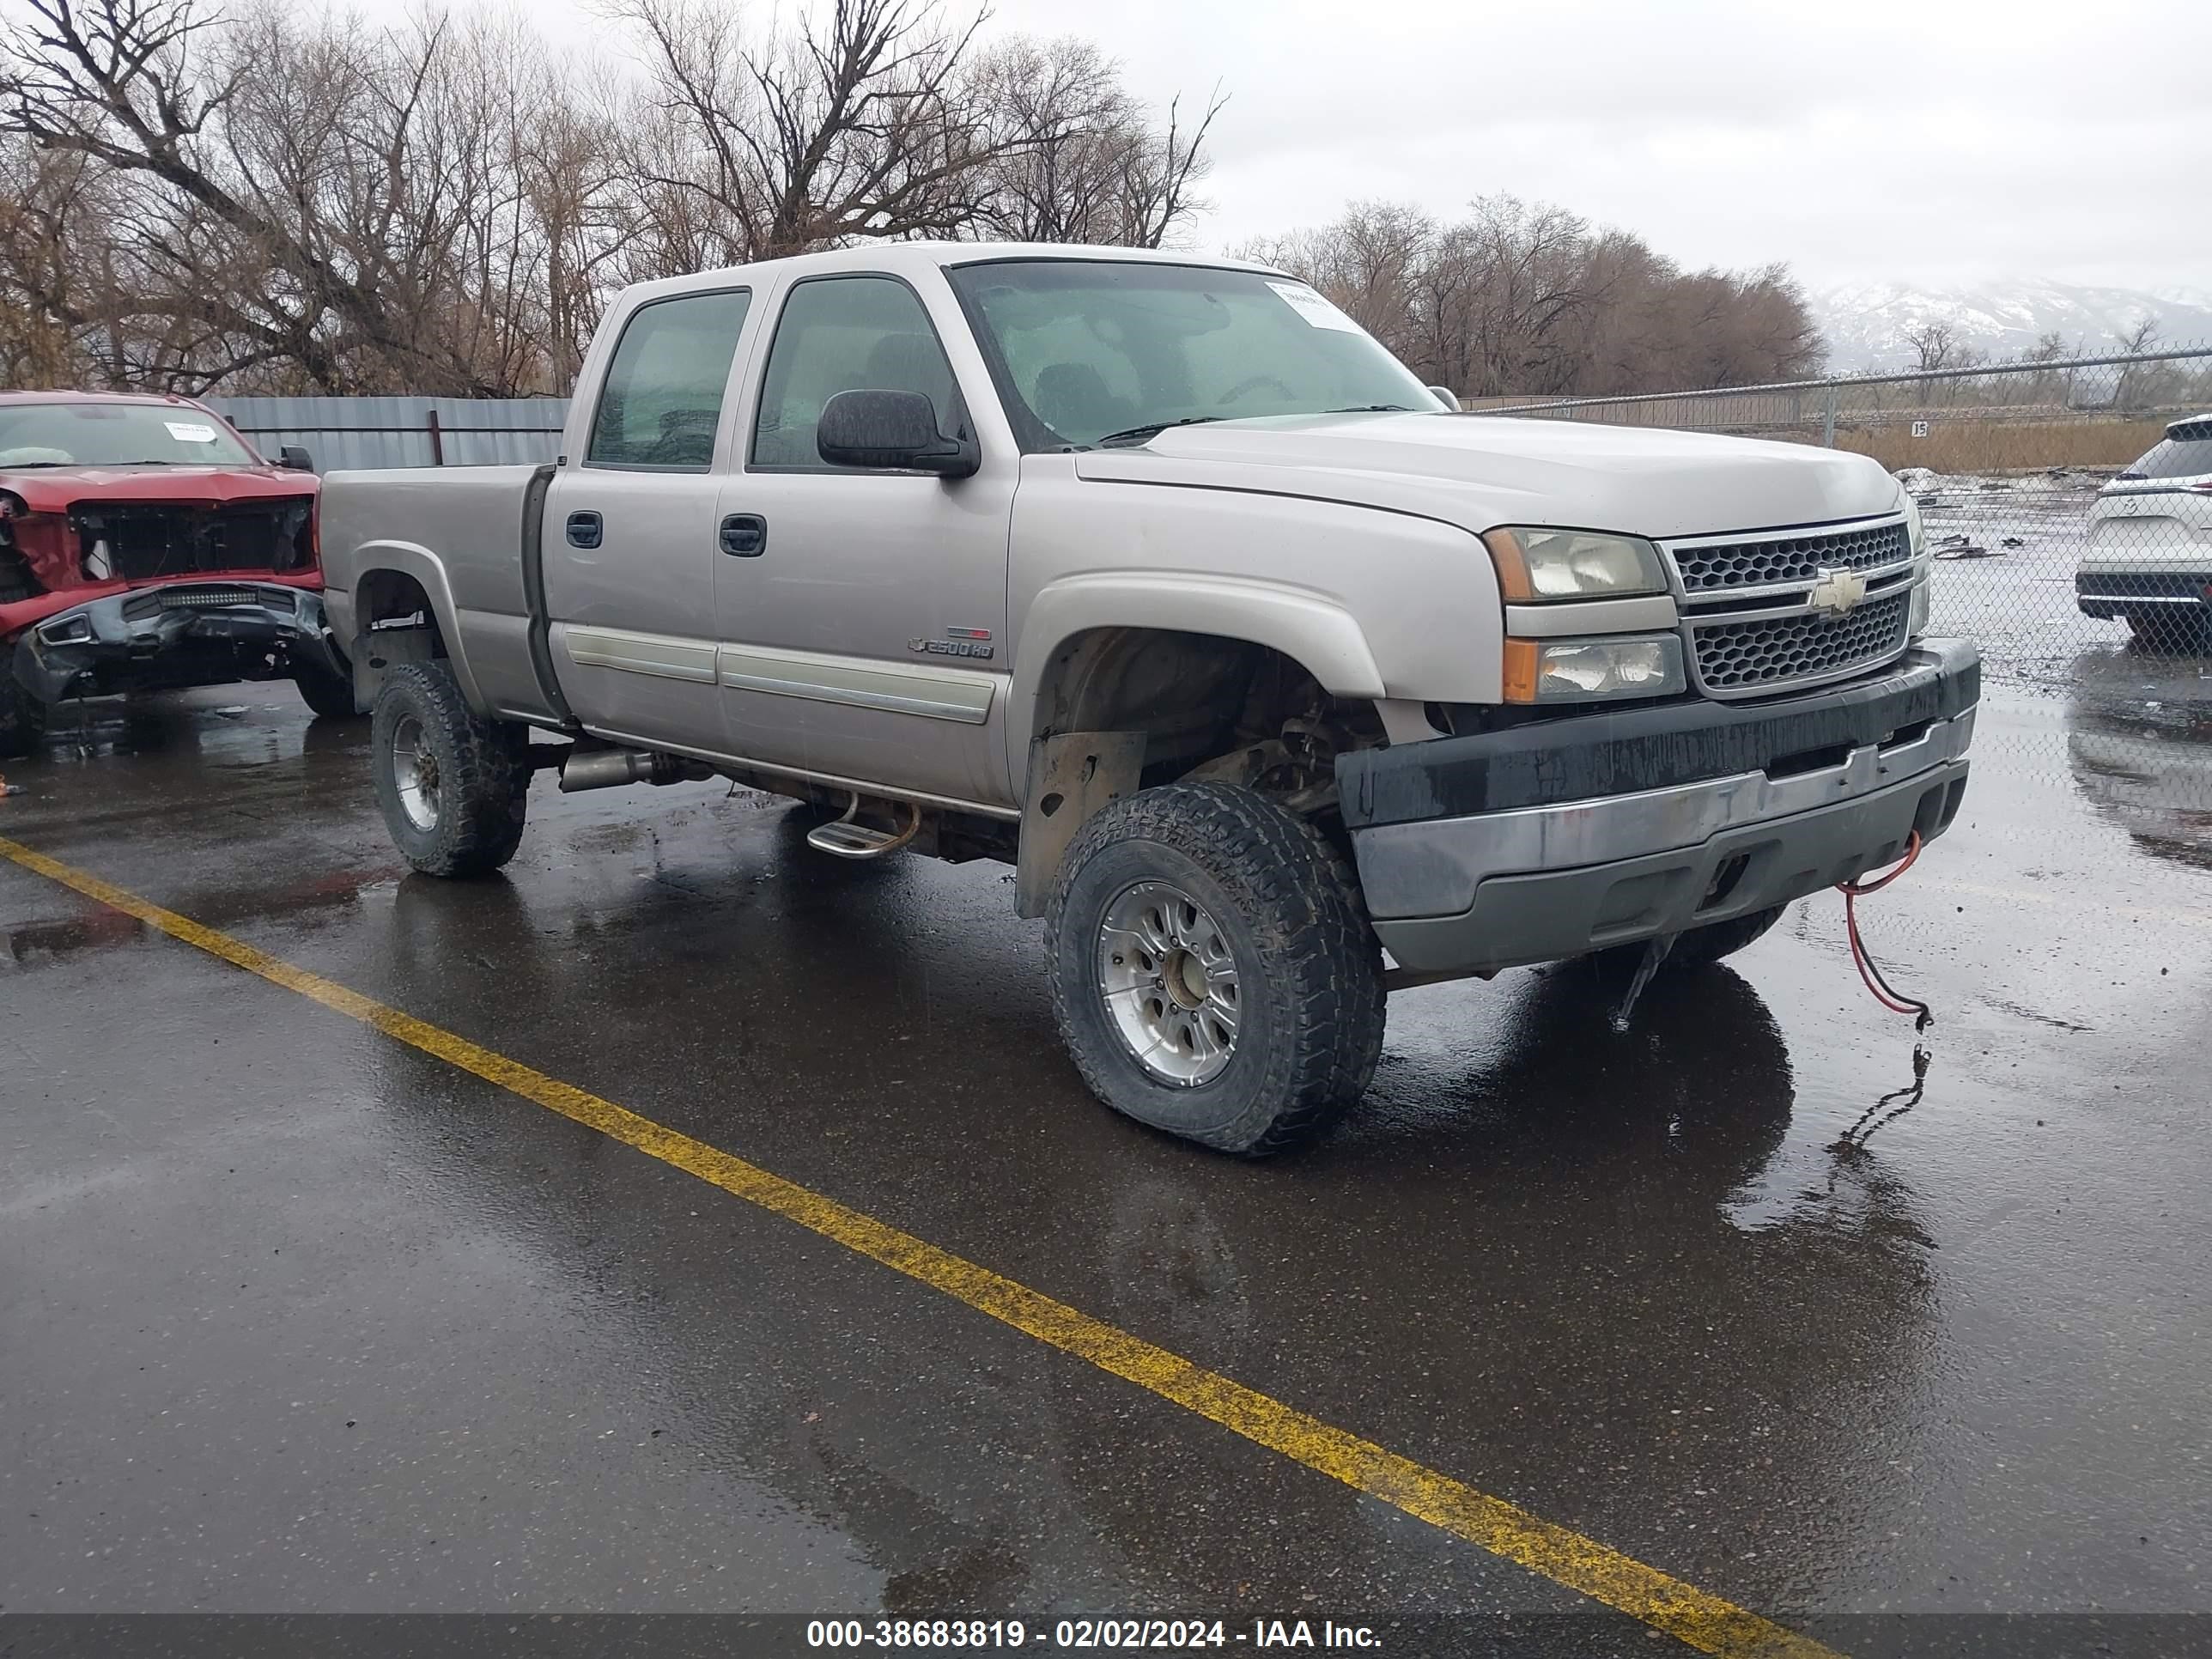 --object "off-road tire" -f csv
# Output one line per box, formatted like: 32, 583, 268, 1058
0, 666, 47, 760
1591, 903, 1787, 974
294, 651, 362, 720
371, 662, 529, 877
1047, 781, 1386, 1157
